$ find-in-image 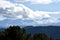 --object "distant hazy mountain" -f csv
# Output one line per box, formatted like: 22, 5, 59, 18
0, 18, 60, 28
24, 26, 60, 40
